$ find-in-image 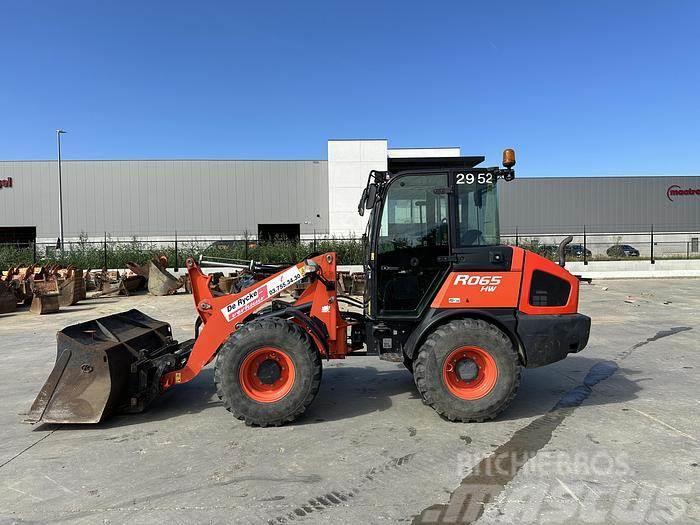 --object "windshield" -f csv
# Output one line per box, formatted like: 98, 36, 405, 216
455, 180, 499, 247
